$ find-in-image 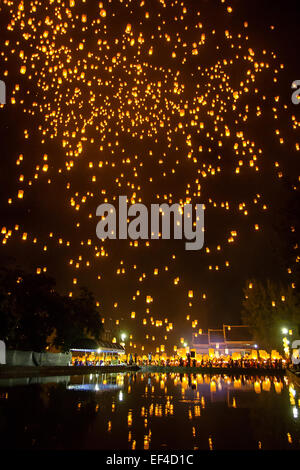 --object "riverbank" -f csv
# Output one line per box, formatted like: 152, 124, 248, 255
141, 365, 286, 375
0, 364, 139, 379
